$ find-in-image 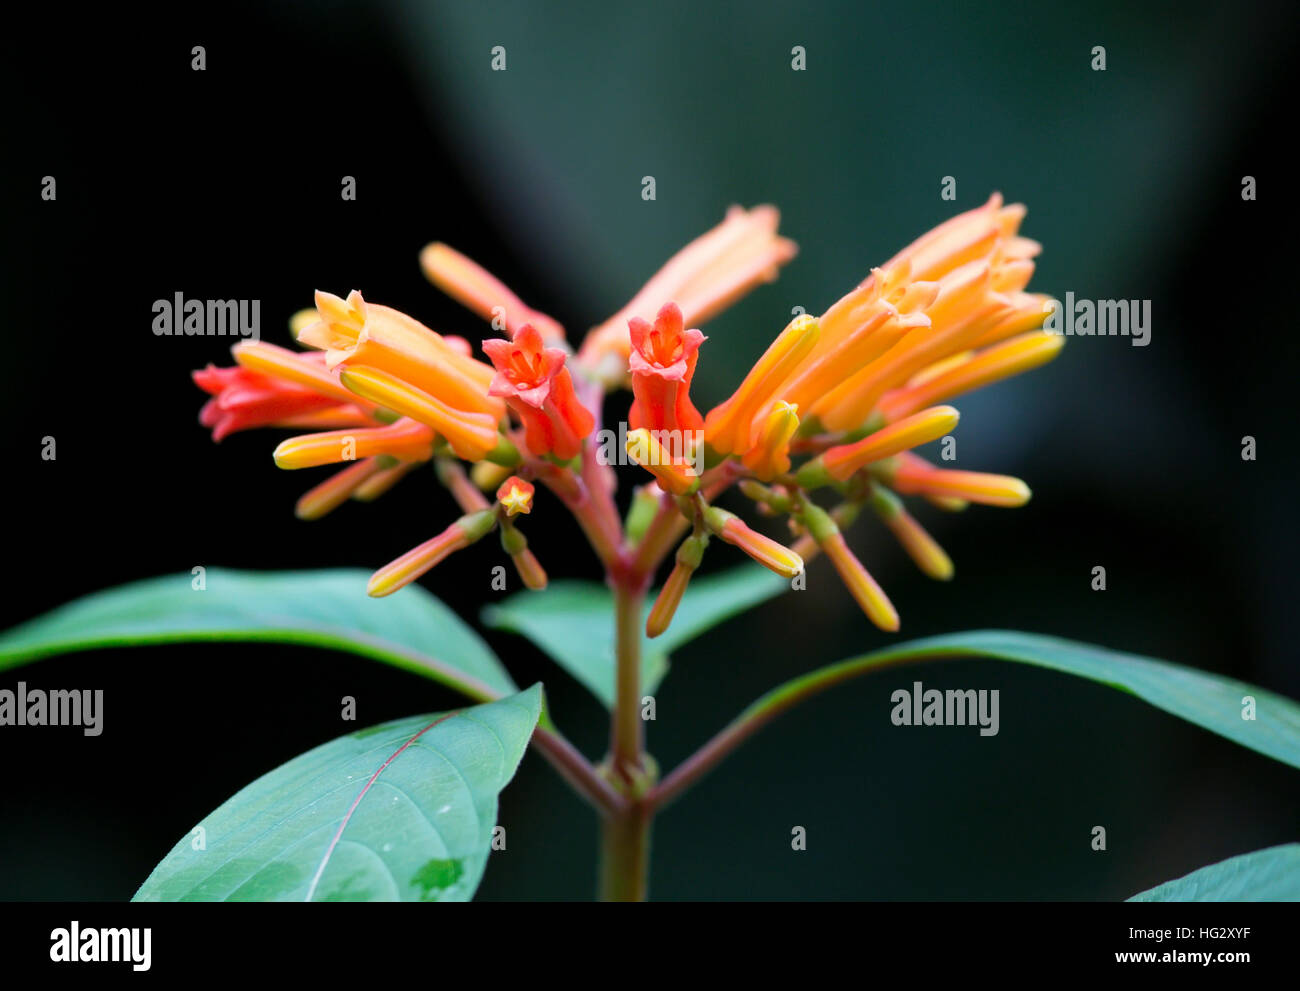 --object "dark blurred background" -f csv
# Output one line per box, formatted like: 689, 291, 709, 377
2, 0, 1297, 900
